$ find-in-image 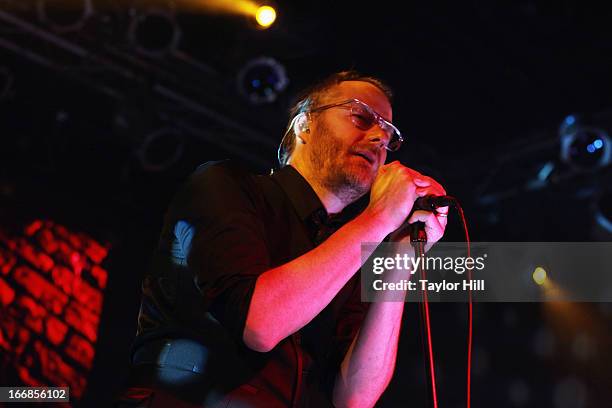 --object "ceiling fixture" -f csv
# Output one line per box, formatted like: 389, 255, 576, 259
127, 7, 181, 58
236, 56, 288, 105
36, 0, 93, 33
560, 114, 611, 171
